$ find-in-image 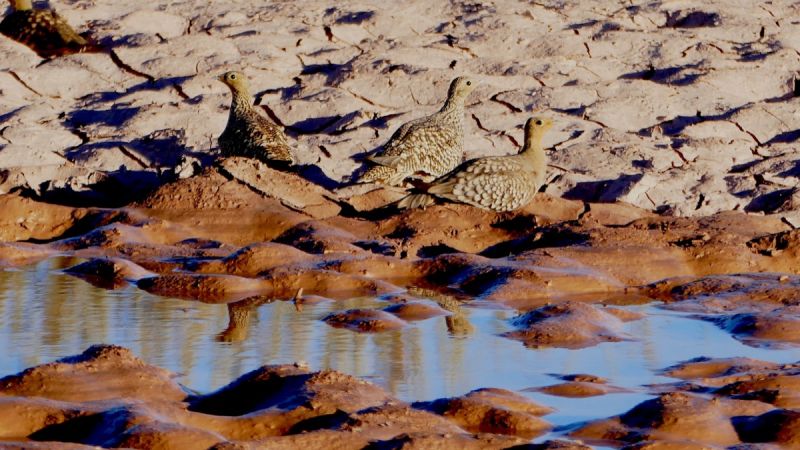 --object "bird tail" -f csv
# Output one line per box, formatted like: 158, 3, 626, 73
398, 193, 435, 210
